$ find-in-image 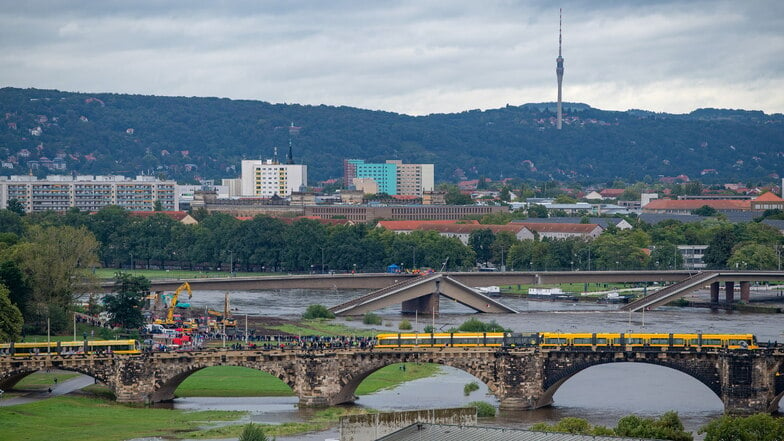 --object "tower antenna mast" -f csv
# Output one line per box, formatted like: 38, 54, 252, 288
556, 8, 565, 130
